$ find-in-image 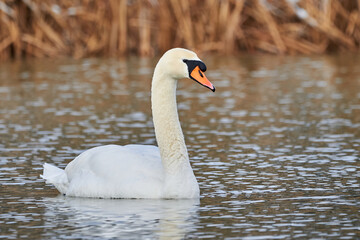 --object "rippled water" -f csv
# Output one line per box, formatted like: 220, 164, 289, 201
0, 54, 359, 239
